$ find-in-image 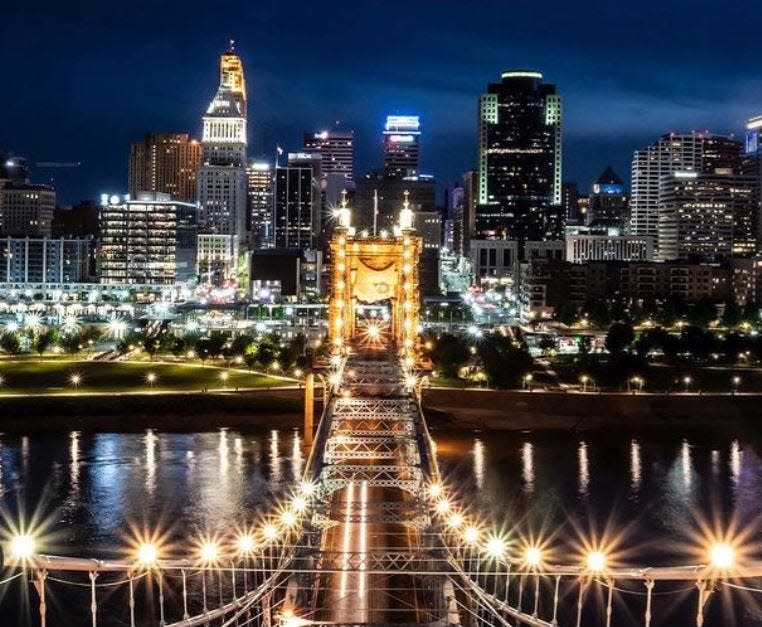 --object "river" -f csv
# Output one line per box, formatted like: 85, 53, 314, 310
0, 427, 760, 625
